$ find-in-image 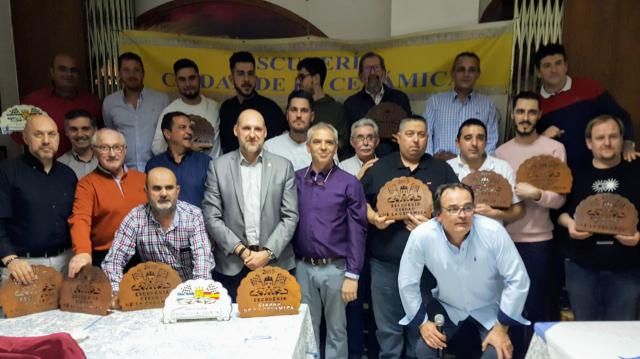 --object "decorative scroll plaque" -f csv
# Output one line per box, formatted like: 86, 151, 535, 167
118, 262, 182, 311
0, 265, 62, 318
462, 170, 513, 209
59, 266, 111, 316
376, 177, 433, 220
574, 193, 638, 236
237, 266, 301, 318
516, 155, 573, 193
163, 279, 232, 323
190, 115, 214, 151
0, 105, 48, 135
366, 102, 407, 139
